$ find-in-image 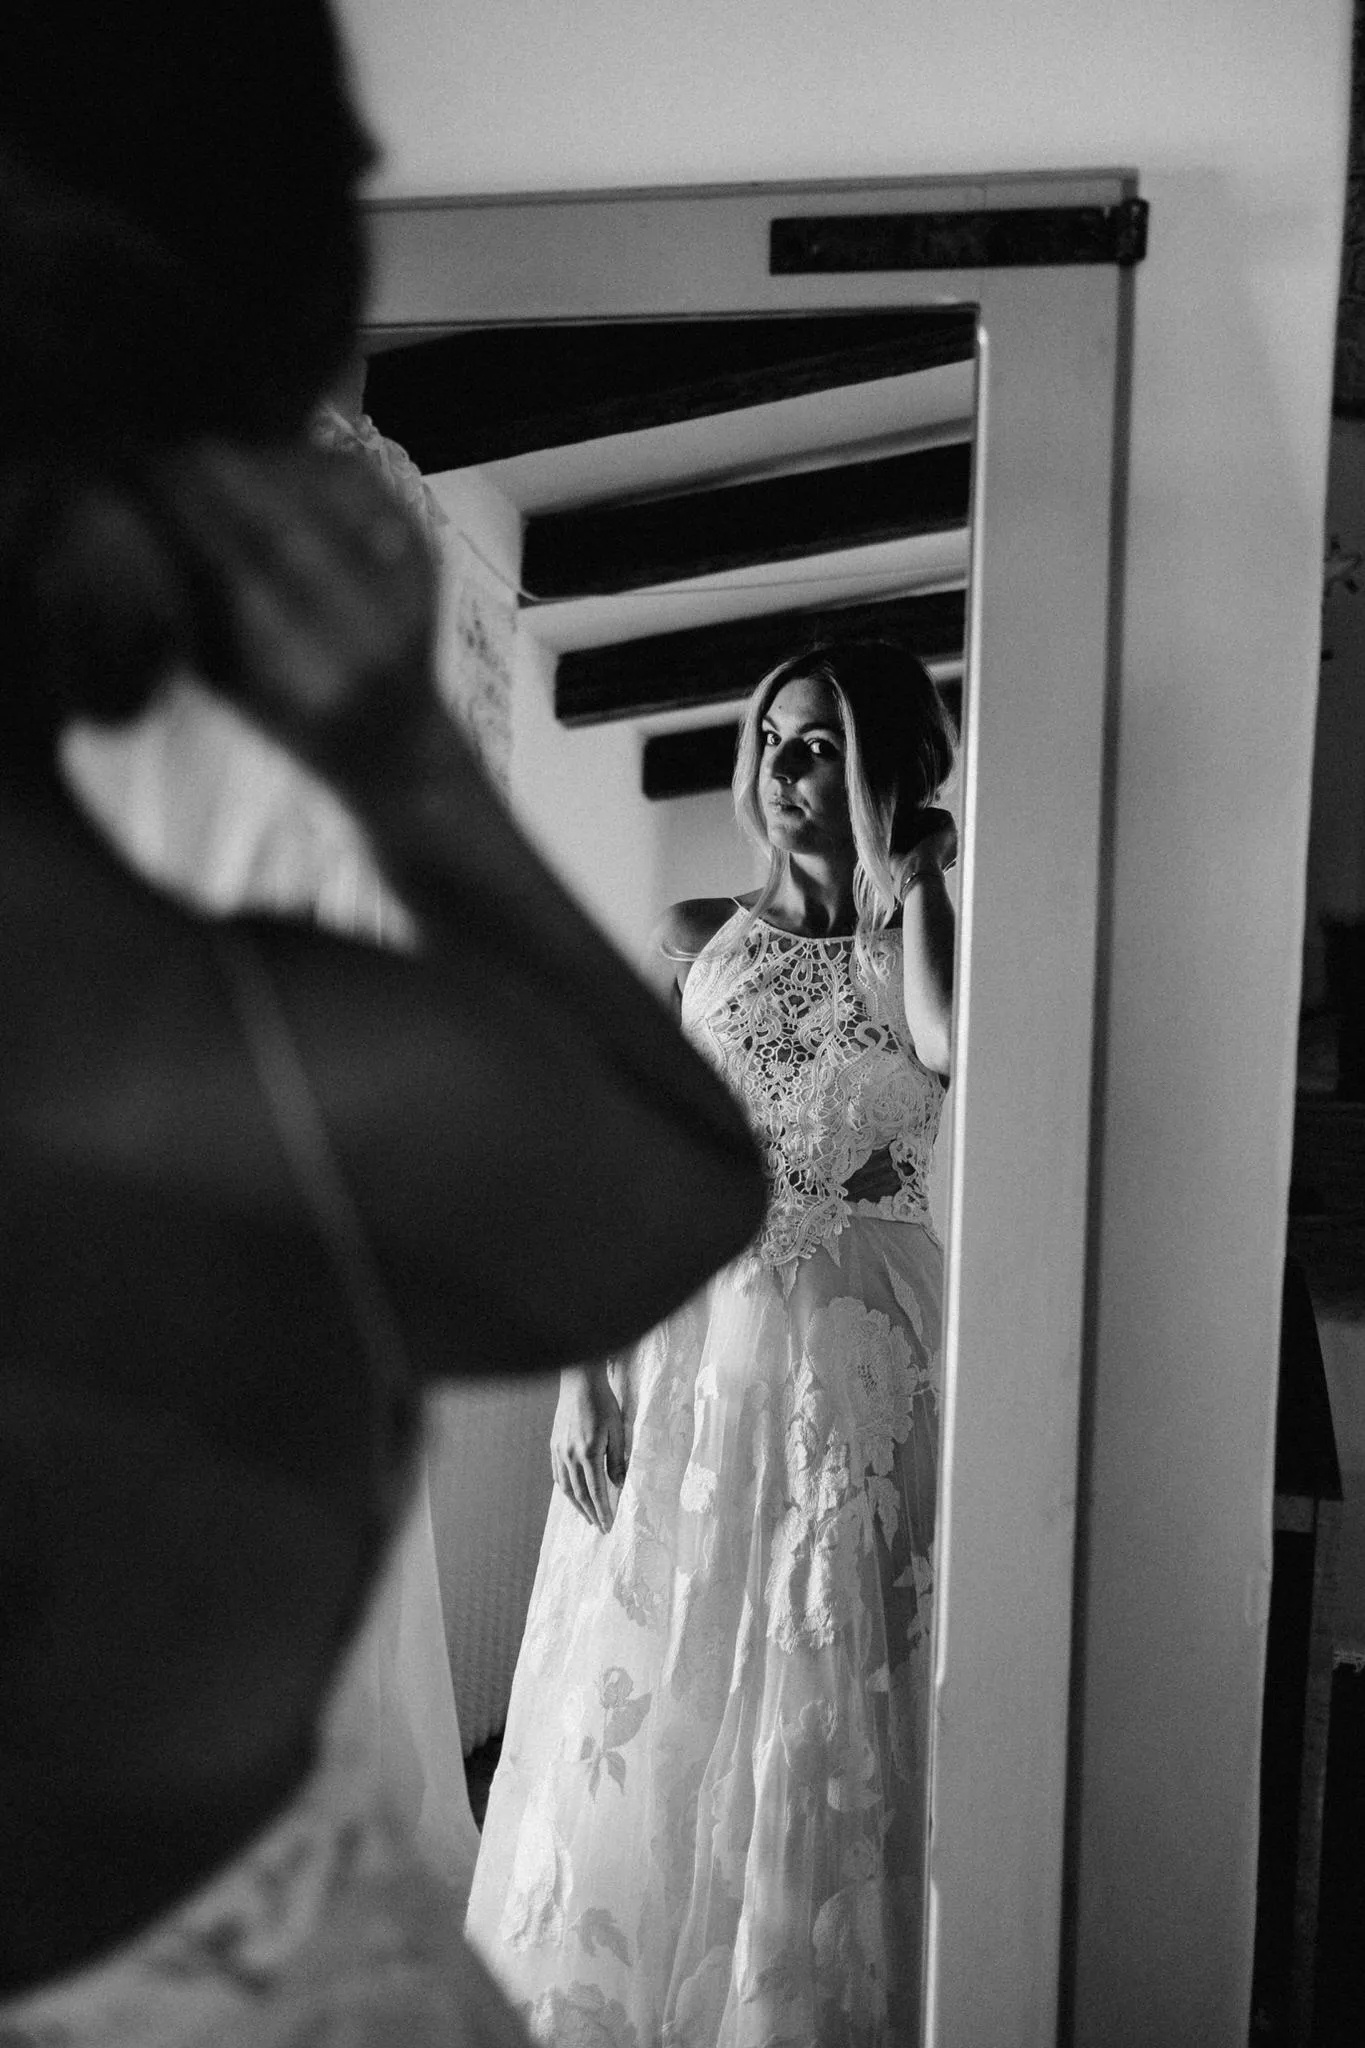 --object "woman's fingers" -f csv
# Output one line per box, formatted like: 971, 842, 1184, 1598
569, 1455, 598, 1530
162, 441, 427, 588
551, 1449, 592, 1526
162, 445, 432, 654
580, 1446, 614, 1535
605, 1411, 629, 1490
146, 439, 440, 778
30, 483, 195, 720
551, 1439, 616, 1534
892, 804, 958, 869
553, 1443, 596, 1528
